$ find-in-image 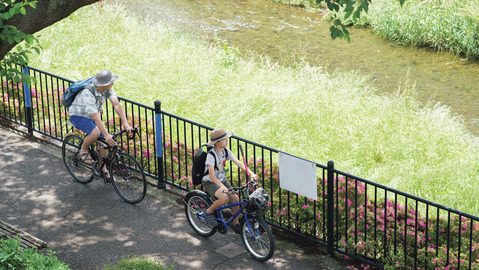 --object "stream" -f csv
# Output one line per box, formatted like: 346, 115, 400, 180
118, 0, 479, 134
